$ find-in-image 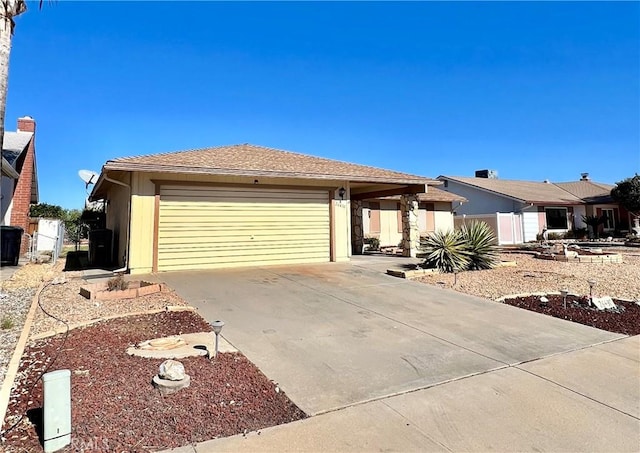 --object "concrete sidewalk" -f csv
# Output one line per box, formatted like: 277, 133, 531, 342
163, 336, 640, 453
